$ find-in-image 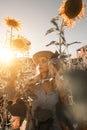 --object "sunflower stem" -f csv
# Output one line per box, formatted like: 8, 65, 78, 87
10, 27, 12, 49
59, 19, 64, 55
